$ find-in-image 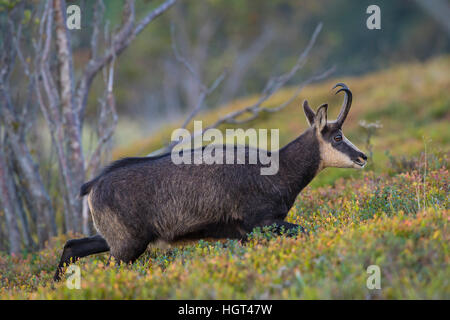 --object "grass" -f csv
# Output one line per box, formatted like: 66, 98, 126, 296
0, 56, 449, 299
